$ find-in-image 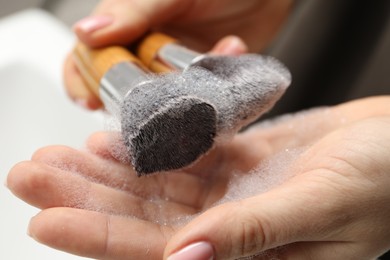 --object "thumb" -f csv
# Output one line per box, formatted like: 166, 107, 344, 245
73, 0, 189, 47
164, 182, 347, 260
